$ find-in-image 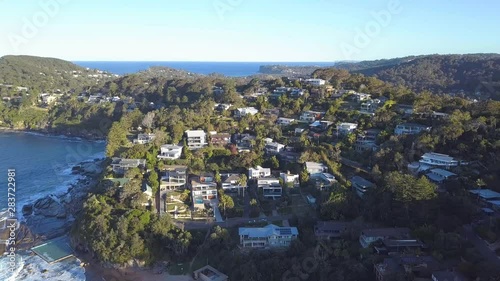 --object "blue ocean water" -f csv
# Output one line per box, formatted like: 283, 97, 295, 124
0, 132, 105, 215
73, 61, 336, 76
